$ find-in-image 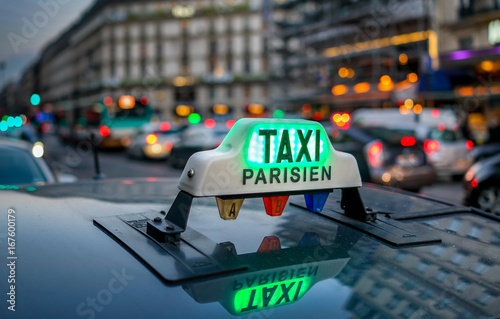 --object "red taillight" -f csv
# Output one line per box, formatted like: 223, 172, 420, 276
159, 121, 171, 131
368, 142, 384, 167
424, 140, 440, 153
466, 140, 474, 150
226, 120, 236, 129
471, 178, 478, 188
401, 136, 416, 147
145, 134, 158, 145
164, 141, 173, 151
99, 126, 110, 137
204, 119, 216, 128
